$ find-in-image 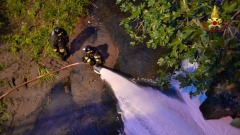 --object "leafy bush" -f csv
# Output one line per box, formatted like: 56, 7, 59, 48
117, 0, 240, 96
3, 0, 91, 60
